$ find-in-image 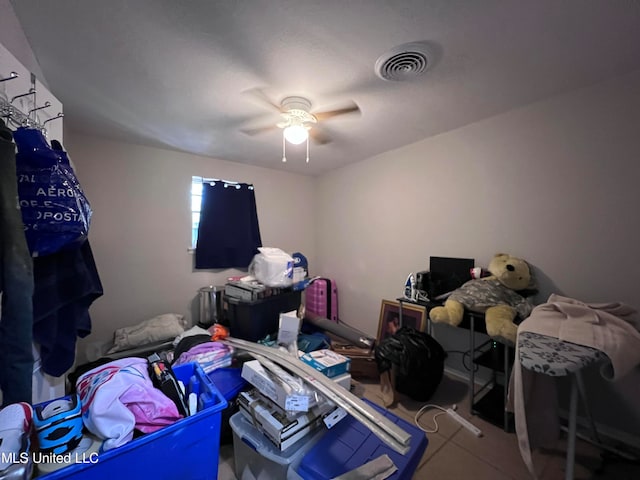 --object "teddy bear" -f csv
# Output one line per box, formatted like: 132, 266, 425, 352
429, 253, 535, 345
